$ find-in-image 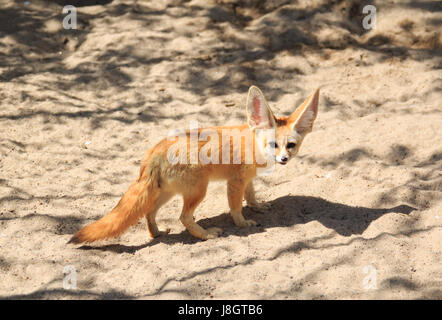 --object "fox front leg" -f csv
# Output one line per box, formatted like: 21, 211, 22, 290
244, 180, 271, 213
228, 179, 258, 227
